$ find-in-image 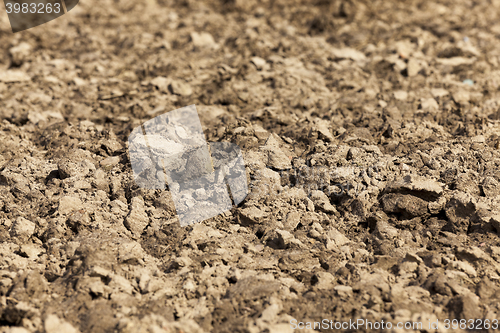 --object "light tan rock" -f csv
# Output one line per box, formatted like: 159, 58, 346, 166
59, 196, 83, 215
44, 314, 80, 333
190, 32, 216, 47
9, 217, 35, 240
169, 80, 193, 96
124, 197, 149, 237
